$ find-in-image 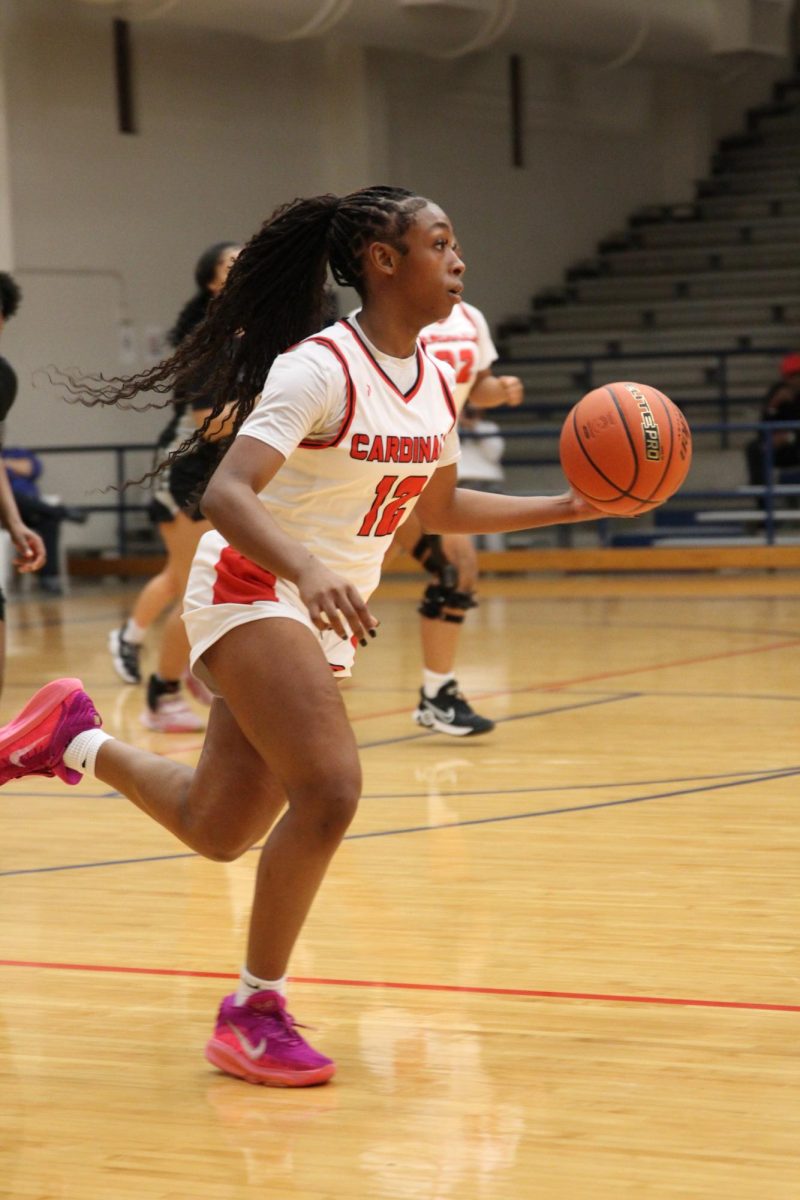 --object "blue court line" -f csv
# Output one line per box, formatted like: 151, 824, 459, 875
0, 694, 634, 799
11, 762, 799, 804
345, 768, 800, 841
2, 765, 797, 879
4, 682, 796, 801
362, 765, 800, 801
